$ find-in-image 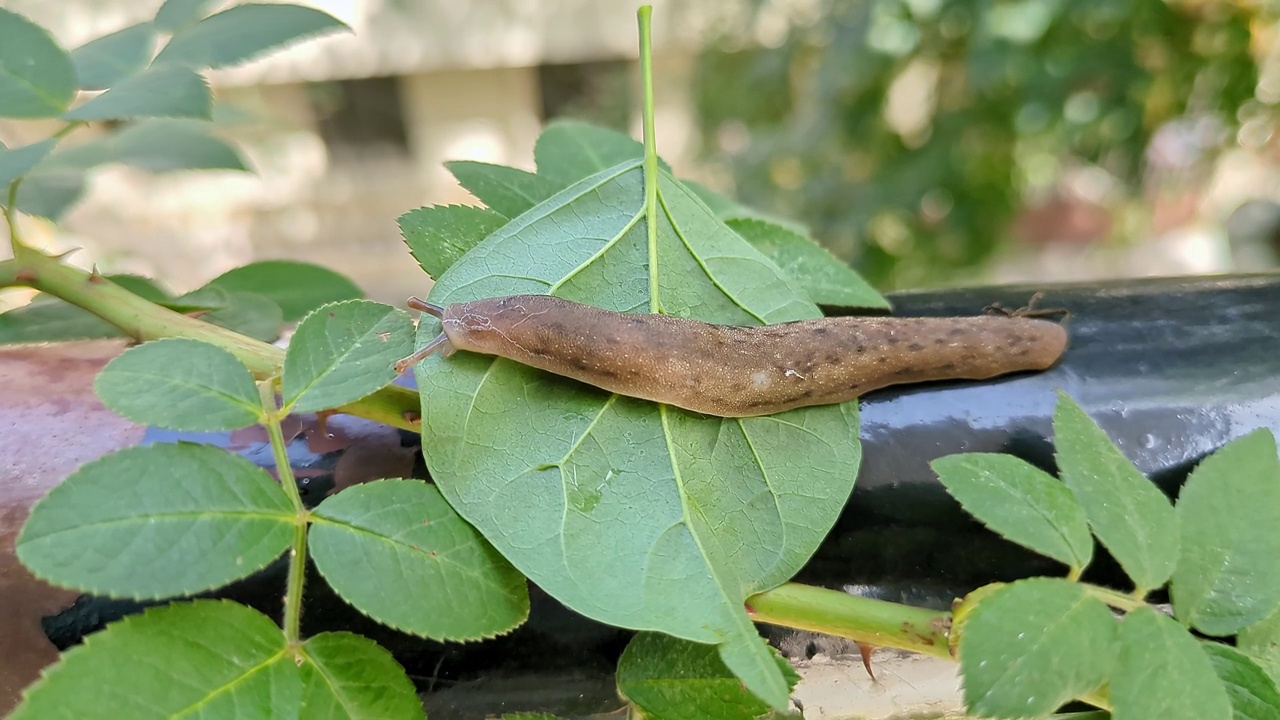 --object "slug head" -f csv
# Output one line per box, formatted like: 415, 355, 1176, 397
392, 296, 455, 373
